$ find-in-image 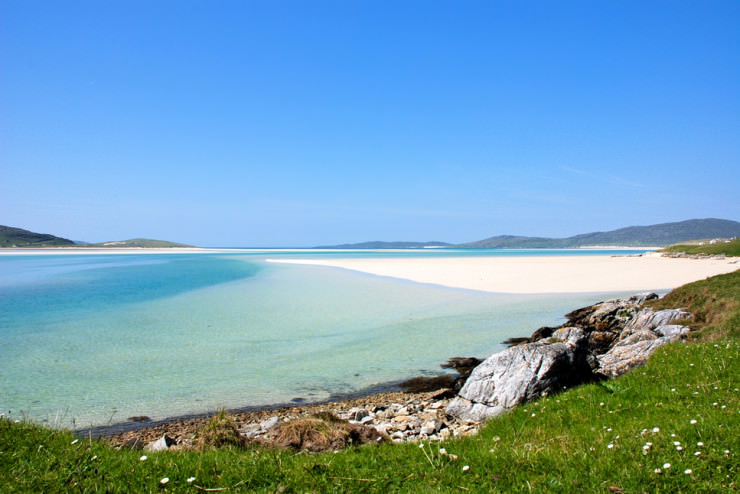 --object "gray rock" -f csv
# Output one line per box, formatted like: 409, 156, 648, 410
359, 415, 374, 425
596, 337, 669, 379
626, 308, 691, 332
654, 324, 691, 340
446, 331, 590, 422
260, 416, 280, 431
143, 435, 175, 452
350, 409, 370, 421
